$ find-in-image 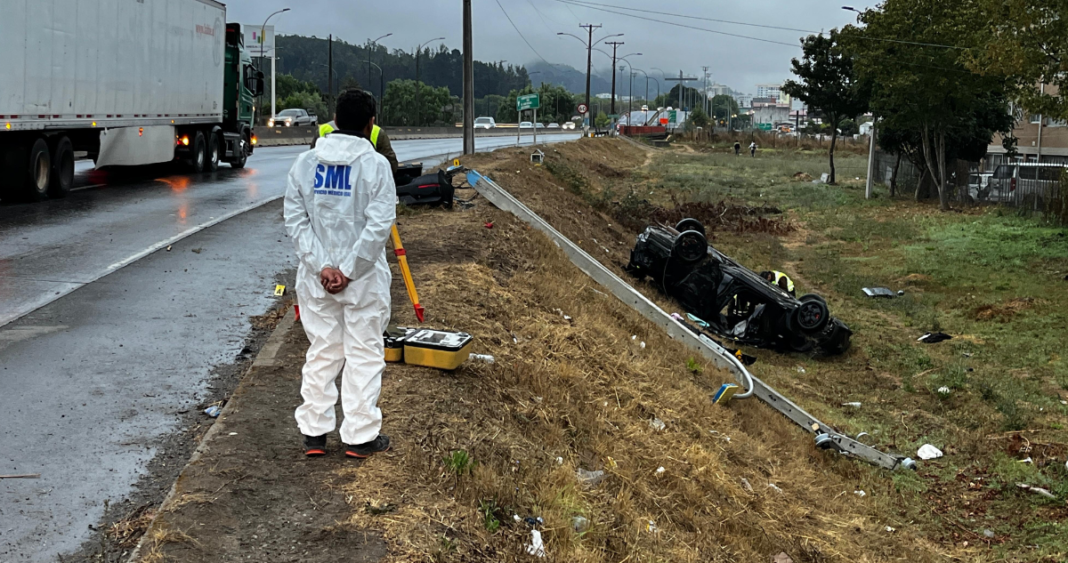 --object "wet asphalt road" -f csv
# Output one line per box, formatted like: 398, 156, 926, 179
0, 133, 578, 562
